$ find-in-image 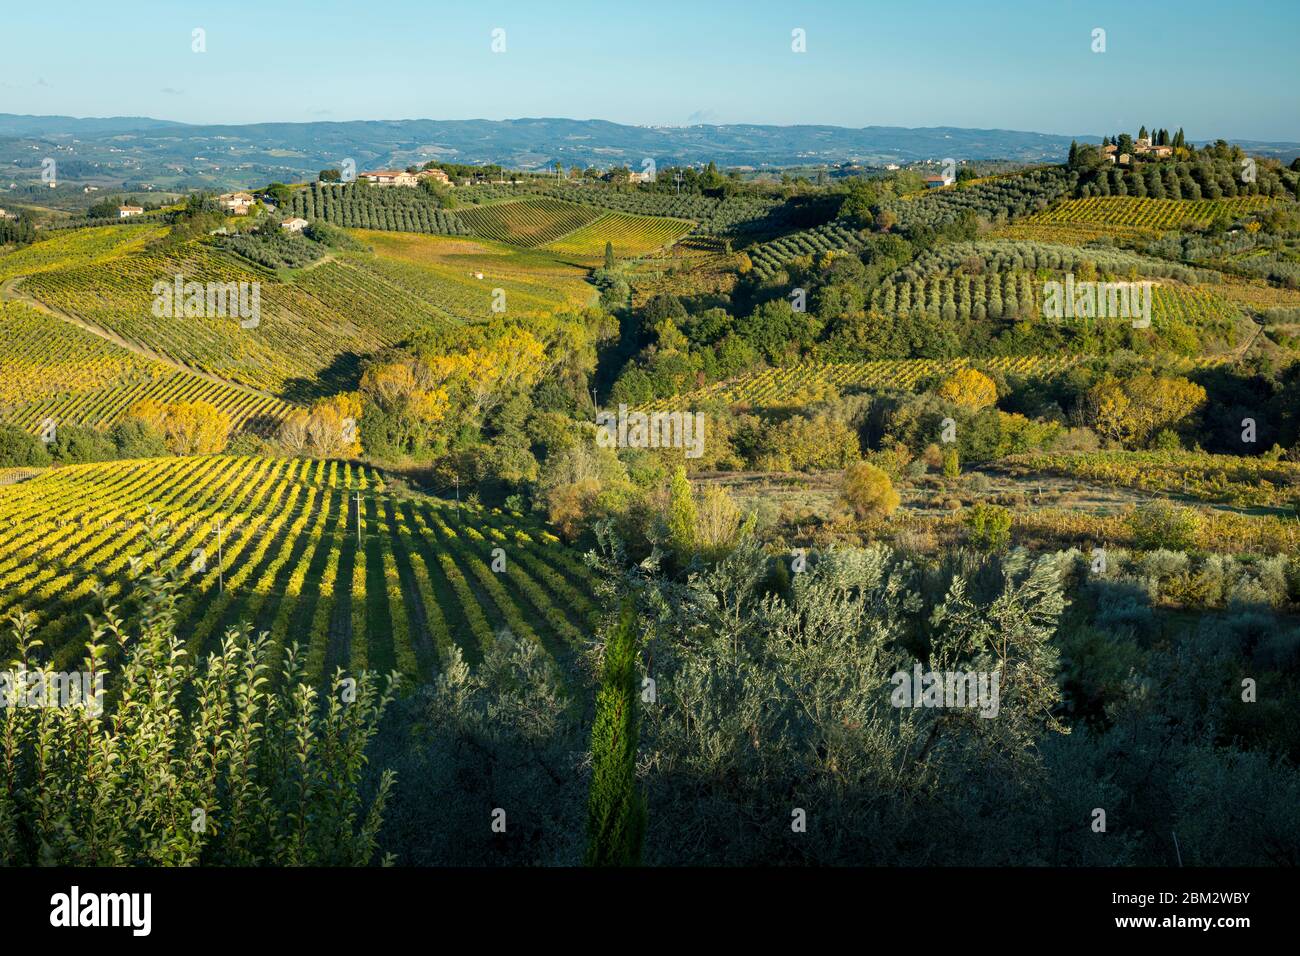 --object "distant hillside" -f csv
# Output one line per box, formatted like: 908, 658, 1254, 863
0, 116, 1098, 193
4, 114, 1296, 197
